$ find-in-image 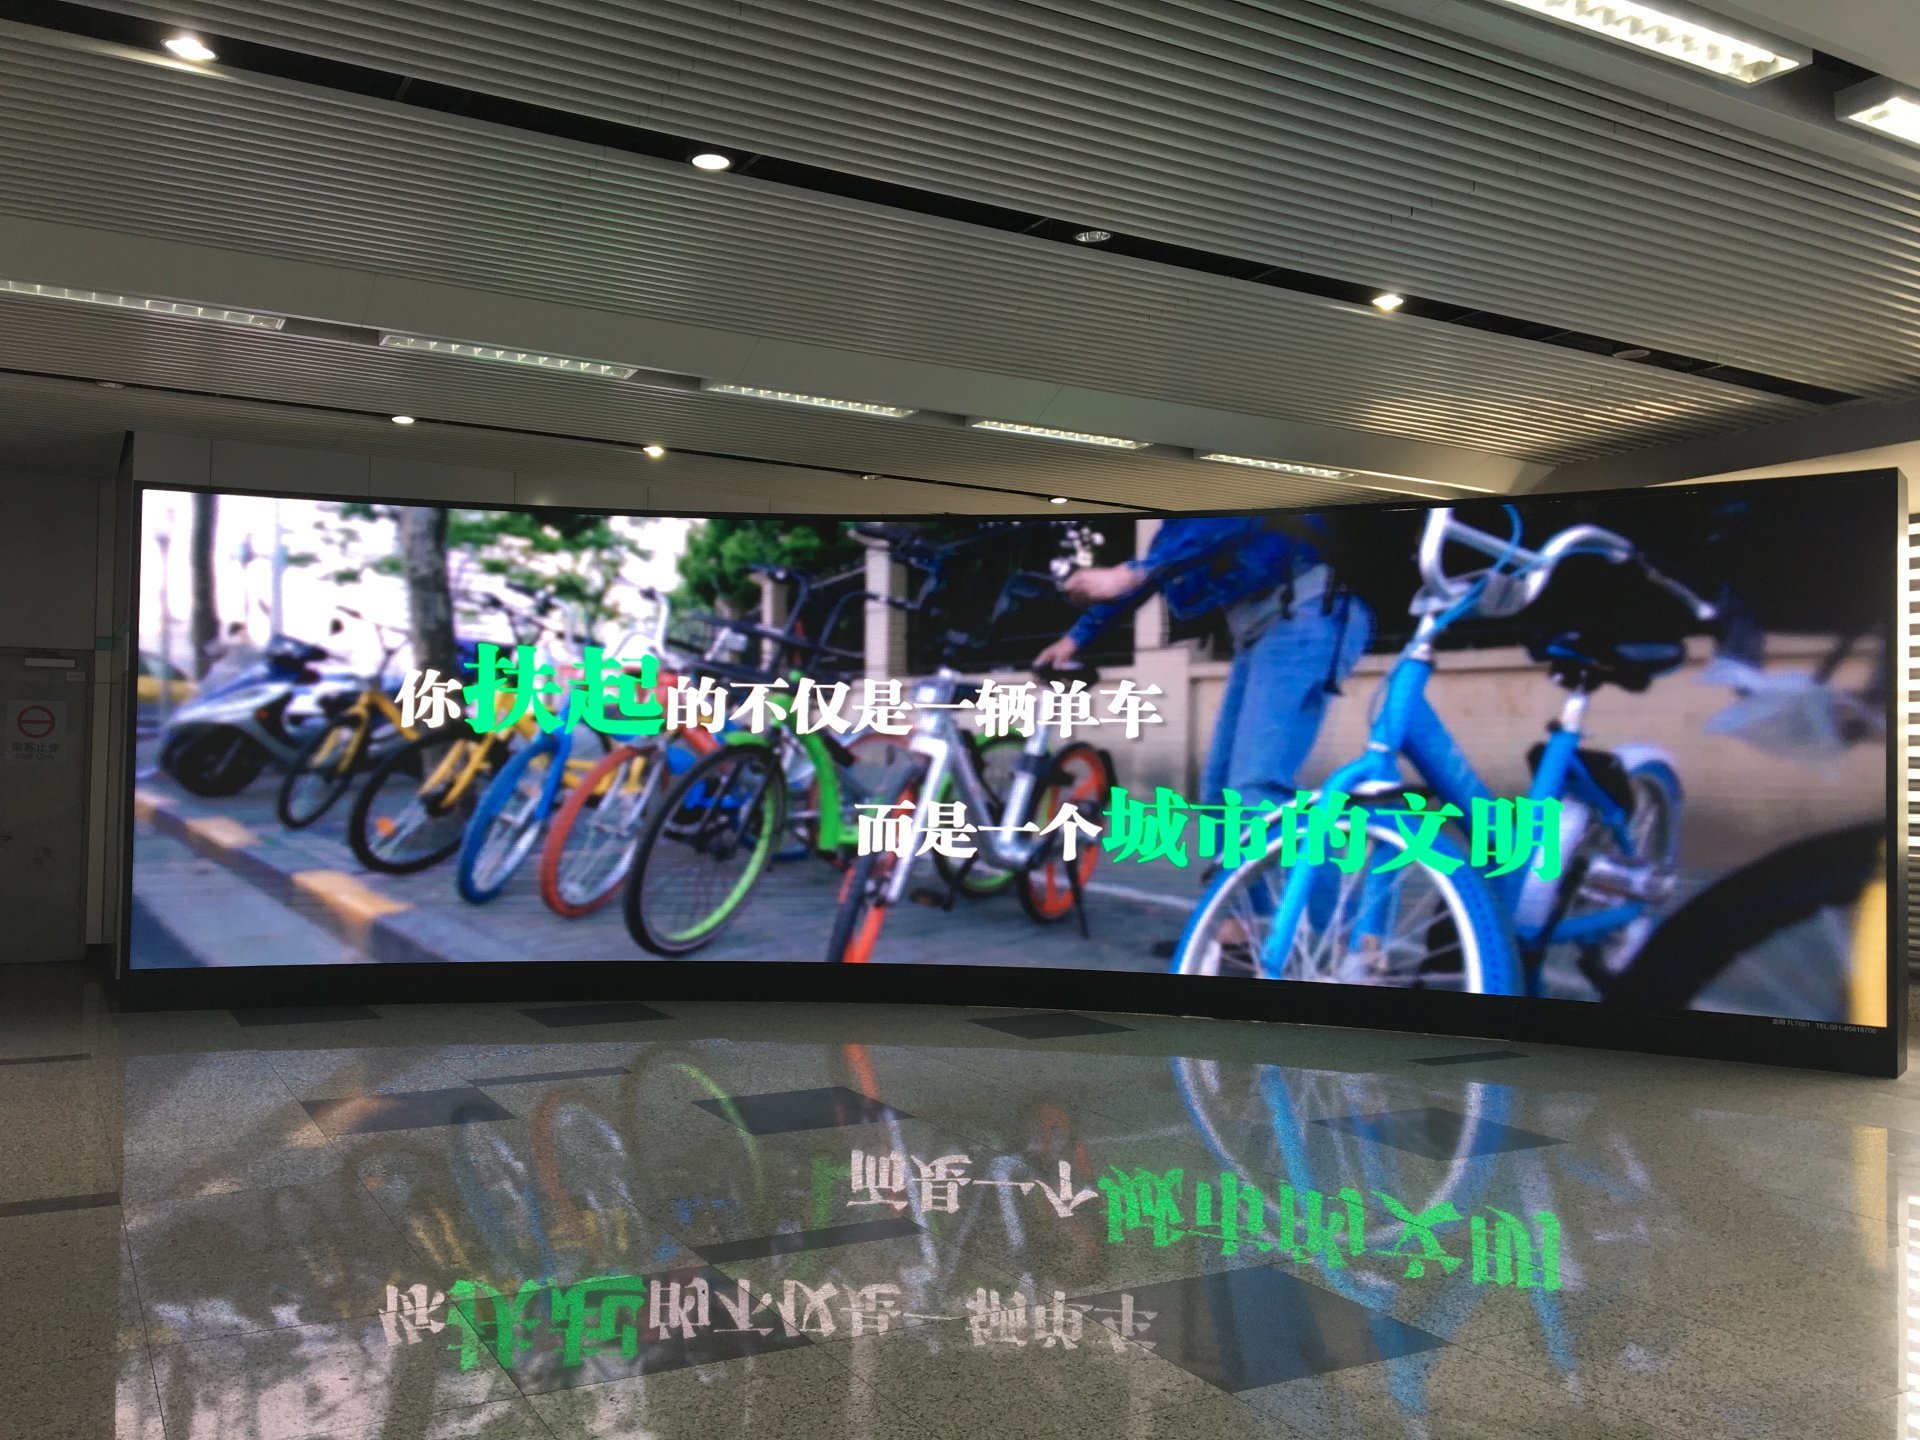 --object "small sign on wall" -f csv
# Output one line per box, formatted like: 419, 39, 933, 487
7, 700, 65, 765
